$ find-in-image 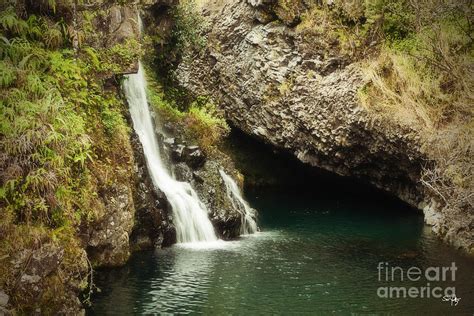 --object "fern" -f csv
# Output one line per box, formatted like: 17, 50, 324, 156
0, 9, 21, 34
0, 61, 16, 88
0, 4, 139, 303
3, 38, 33, 64
26, 15, 43, 40
25, 73, 46, 97
47, 0, 57, 14
43, 26, 63, 49
83, 47, 100, 69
